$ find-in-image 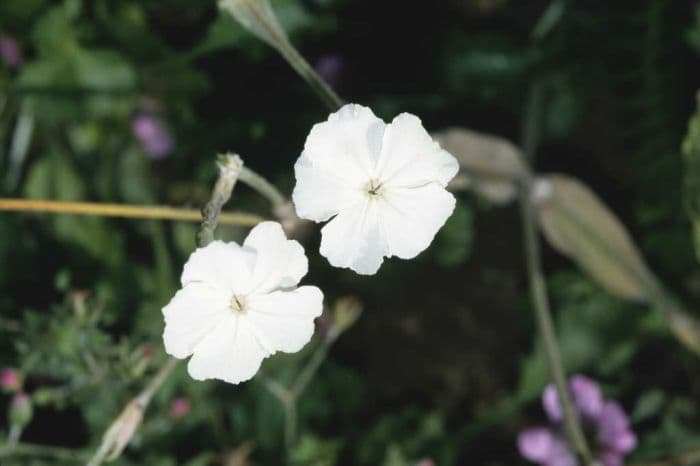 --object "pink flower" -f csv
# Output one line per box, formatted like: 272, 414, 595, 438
314, 54, 343, 88
518, 375, 636, 466
169, 397, 191, 420
0, 36, 22, 69
0, 368, 20, 391
132, 114, 174, 160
